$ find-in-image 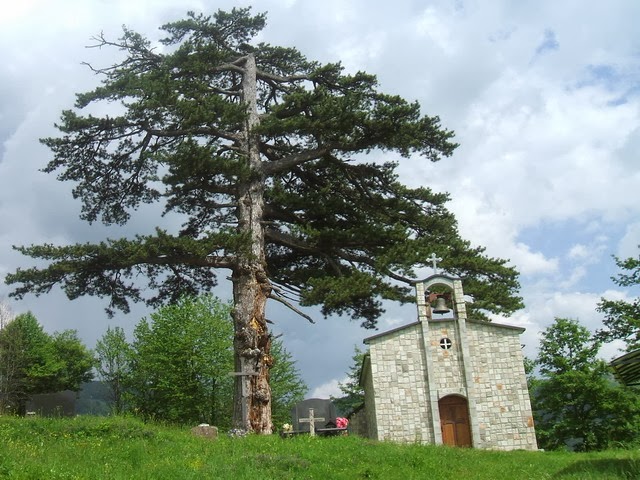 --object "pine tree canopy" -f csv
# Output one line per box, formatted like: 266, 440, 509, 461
6, 8, 521, 325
